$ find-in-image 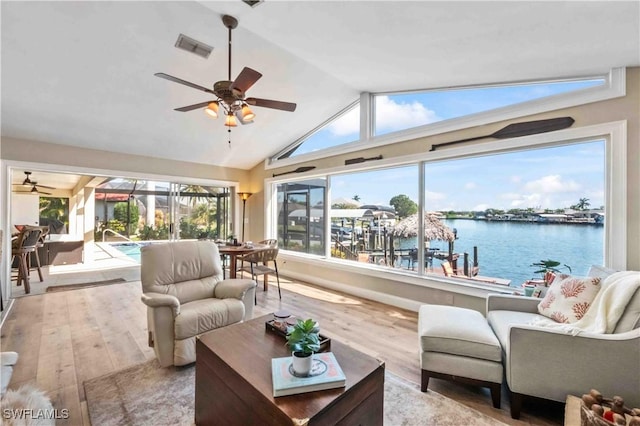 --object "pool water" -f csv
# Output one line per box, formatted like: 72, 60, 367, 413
111, 242, 147, 262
